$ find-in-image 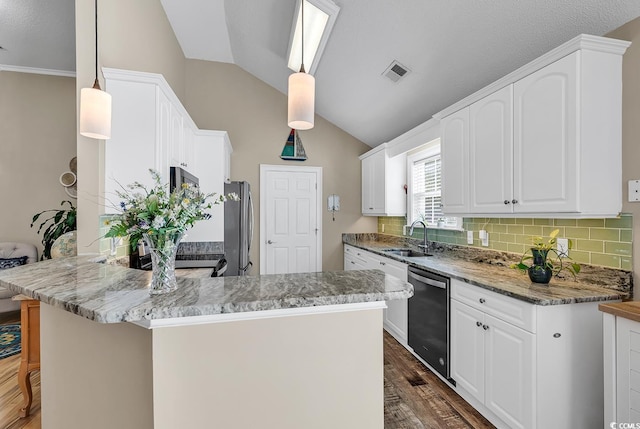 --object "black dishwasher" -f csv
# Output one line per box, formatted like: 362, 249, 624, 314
407, 266, 453, 383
